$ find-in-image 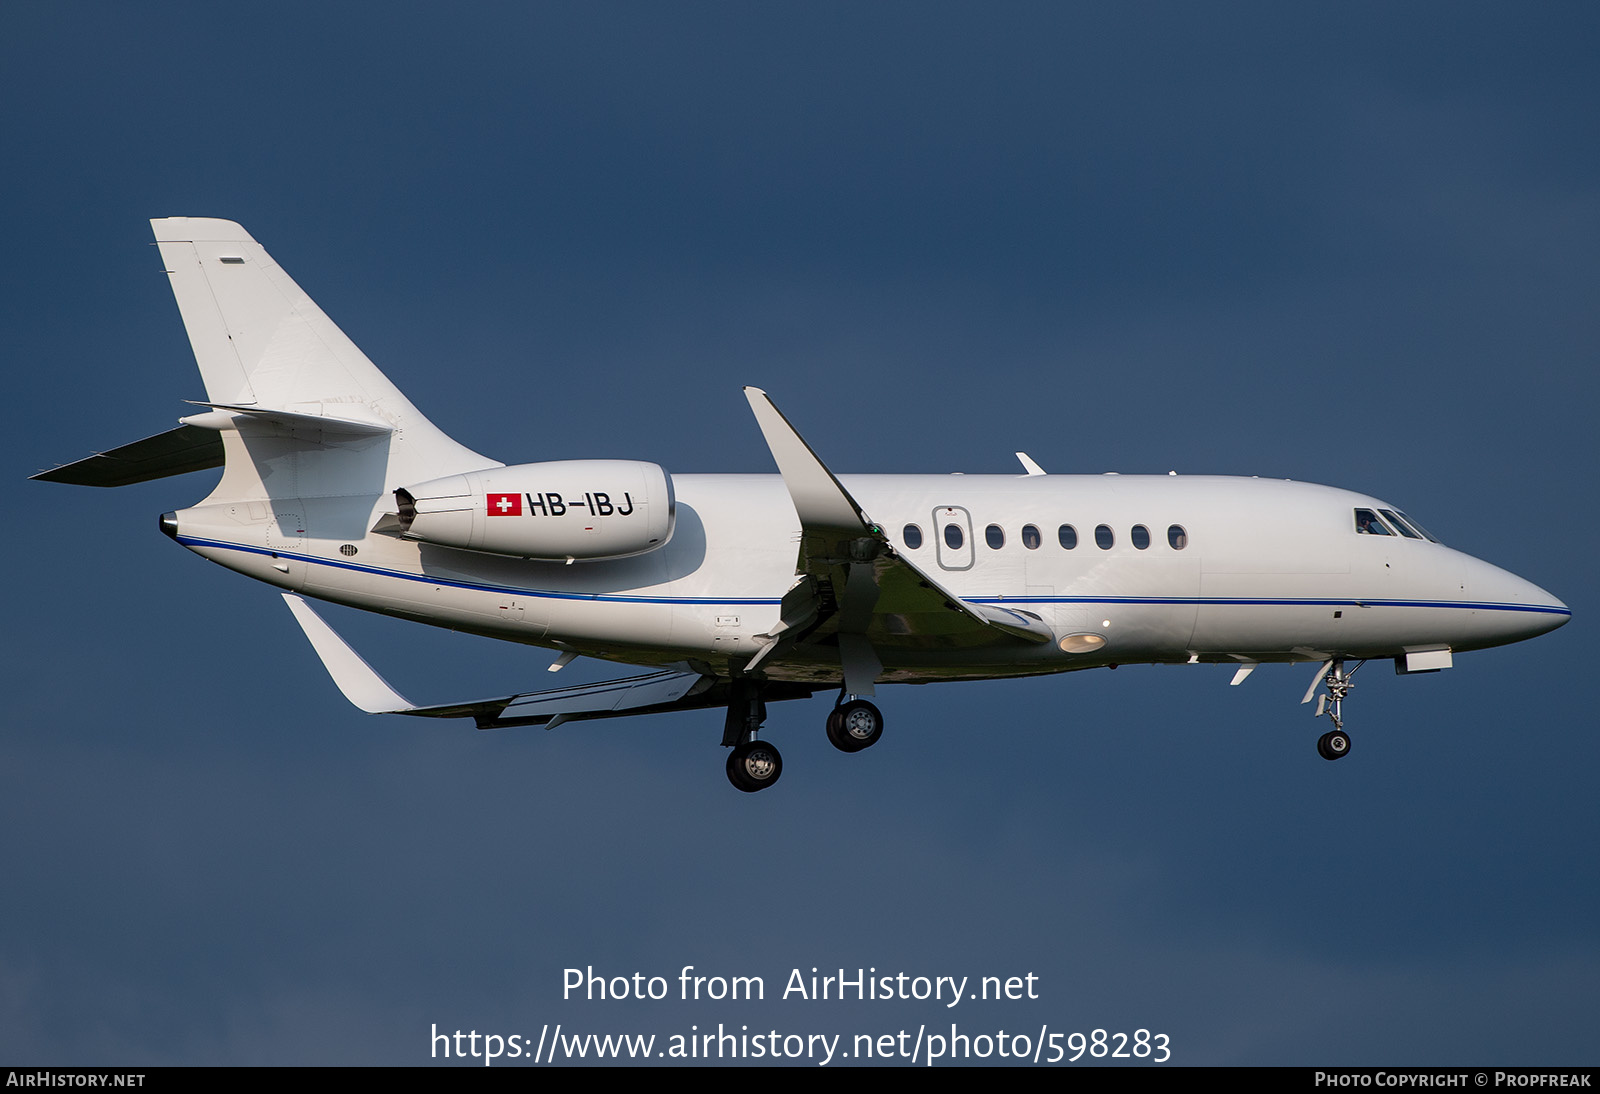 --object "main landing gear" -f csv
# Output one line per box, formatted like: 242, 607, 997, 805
720, 683, 888, 792
723, 678, 783, 793
826, 697, 884, 753
1311, 658, 1365, 761
727, 739, 783, 793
